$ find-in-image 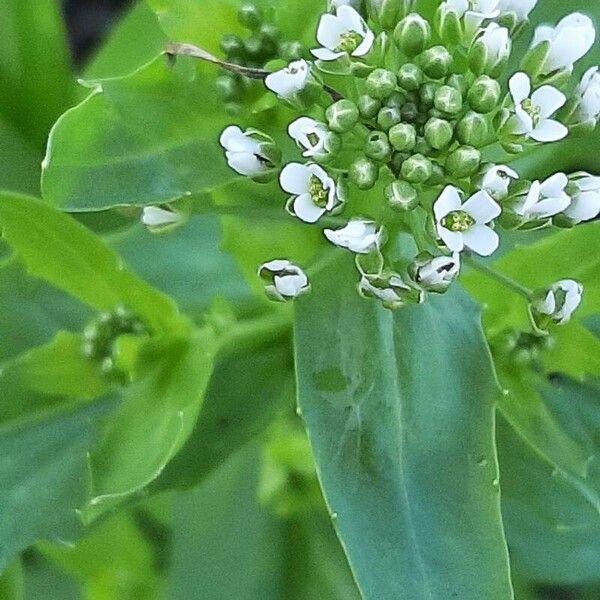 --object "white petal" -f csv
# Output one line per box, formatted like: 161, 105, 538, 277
219, 125, 242, 149
438, 226, 465, 252
509, 72, 531, 105
462, 225, 499, 256
227, 152, 264, 176
274, 273, 307, 297
354, 29, 375, 56
280, 163, 311, 194
462, 191, 502, 224
564, 191, 600, 223
531, 86, 566, 119
433, 186, 462, 222
530, 119, 568, 142
540, 172, 567, 197
311, 47, 345, 61
338, 5, 365, 32
528, 196, 570, 218
141, 207, 180, 227
532, 24, 554, 47
316, 13, 346, 49
511, 109, 533, 135
293, 194, 327, 223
